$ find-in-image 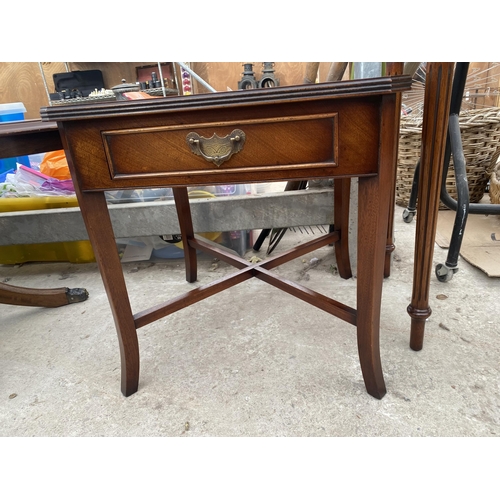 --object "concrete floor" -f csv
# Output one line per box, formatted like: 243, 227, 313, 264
1, 205, 499, 437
